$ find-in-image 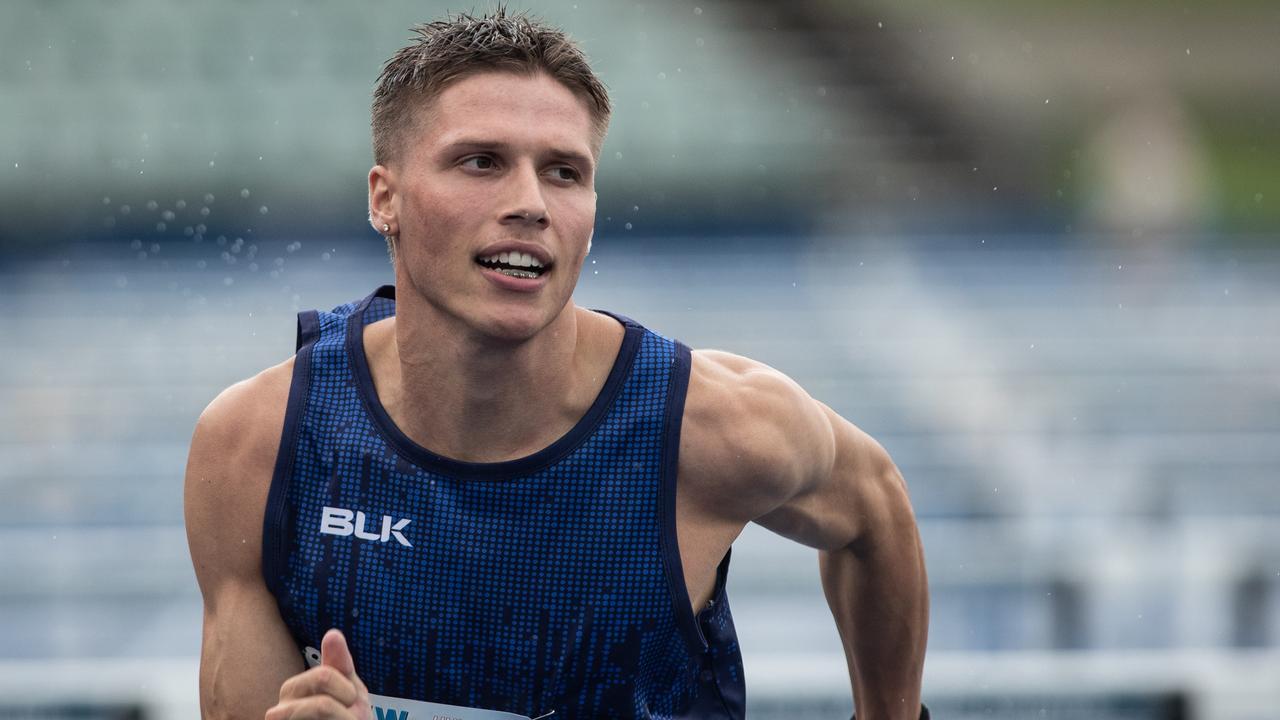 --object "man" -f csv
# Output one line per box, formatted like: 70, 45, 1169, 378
184, 8, 928, 720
